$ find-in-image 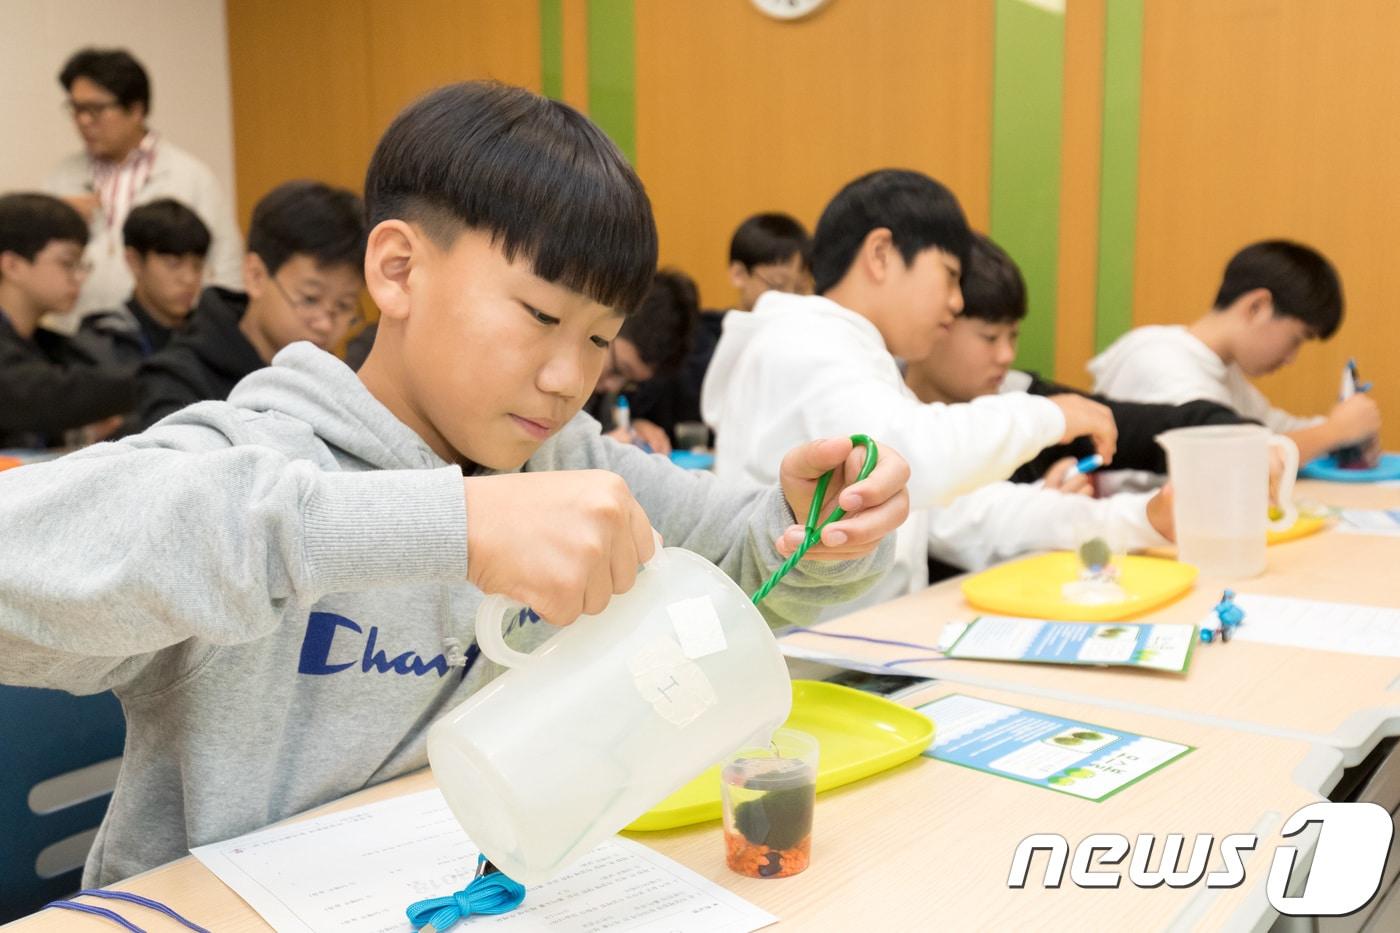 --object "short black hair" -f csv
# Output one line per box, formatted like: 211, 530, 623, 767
0, 193, 89, 277
1213, 240, 1343, 340
365, 81, 657, 314
810, 169, 971, 295
729, 212, 810, 270
960, 233, 1026, 324
620, 268, 699, 372
123, 199, 211, 258
59, 48, 151, 115
247, 181, 366, 278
